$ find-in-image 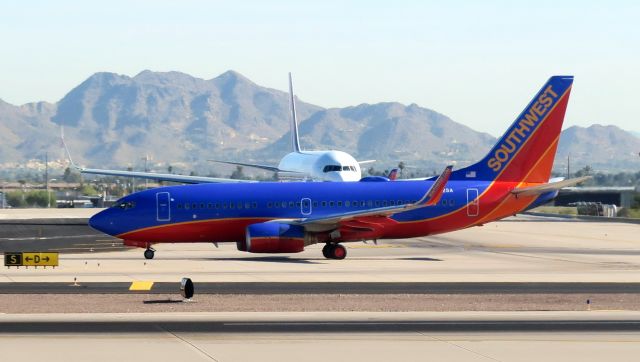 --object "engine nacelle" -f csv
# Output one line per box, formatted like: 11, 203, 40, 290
238, 223, 306, 253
